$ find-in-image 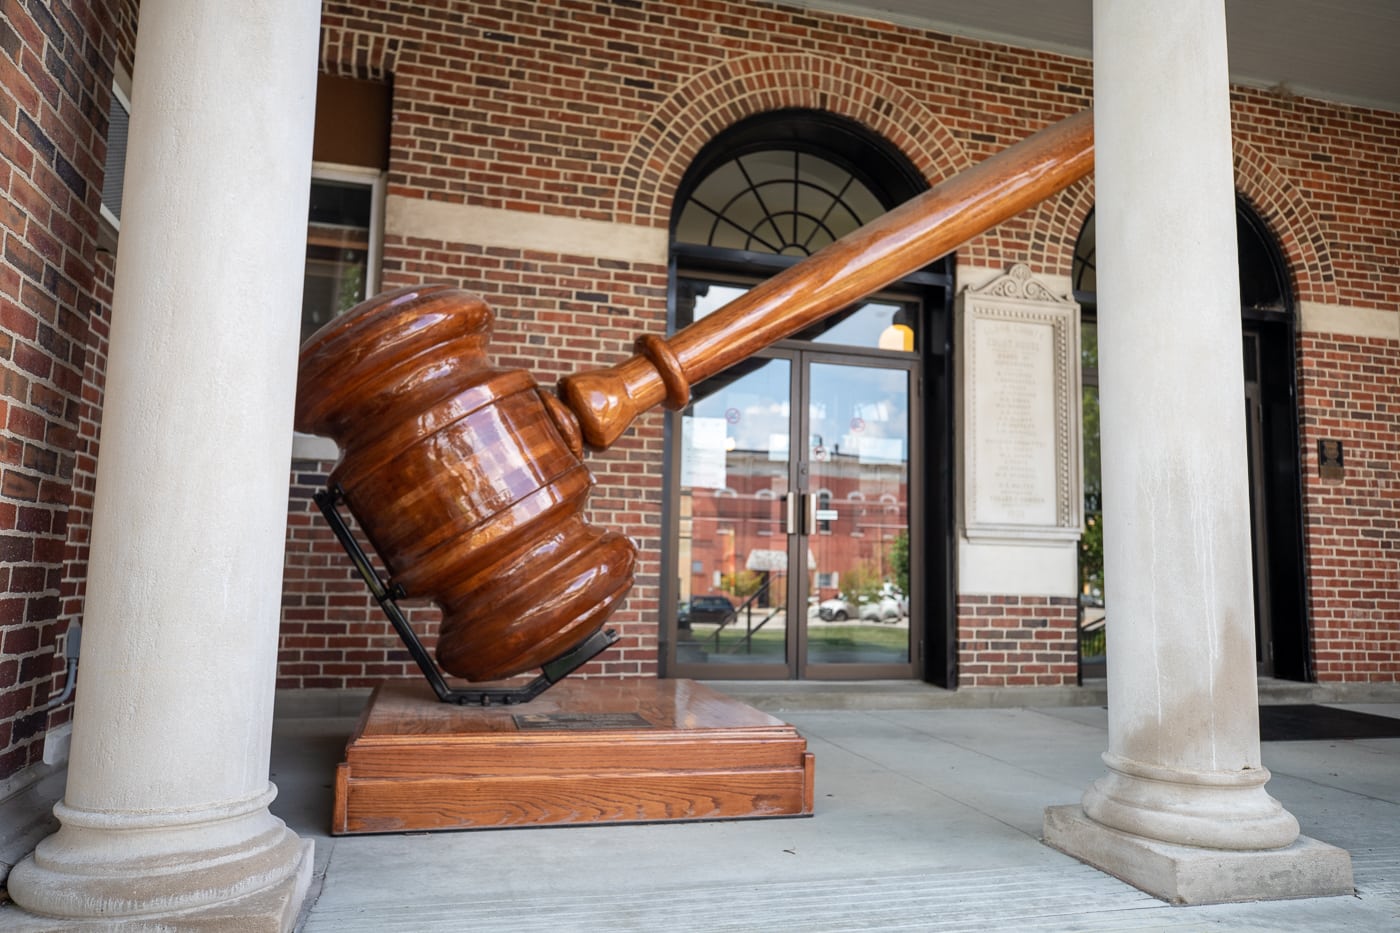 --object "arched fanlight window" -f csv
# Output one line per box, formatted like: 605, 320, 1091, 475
671, 110, 945, 348
1071, 201, 1287, 312
1235, 205, 1289, 313
1072, 209, 1097, 296
675, 151, 887, 255
673, 109, 927, 253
